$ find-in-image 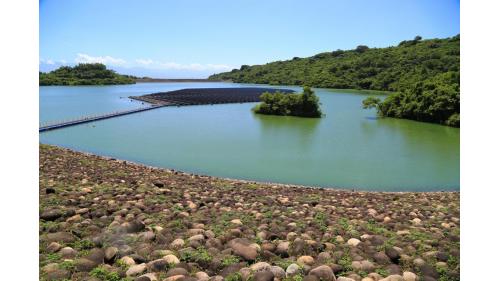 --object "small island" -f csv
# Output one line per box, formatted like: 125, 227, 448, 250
253, 86, 323, 118
39, 63, 136, 86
